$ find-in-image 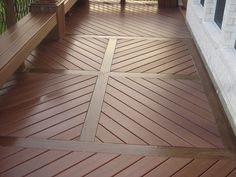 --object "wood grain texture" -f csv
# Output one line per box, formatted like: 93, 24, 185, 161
0, 147, 235, 177
0, 137, 235, 159
0, 1, 235, 176
26, 36, 108, 71
66, 3, 191, 38
0, 73, 97, 140
111, 39, 198, 76
96, 77, 224, 148
0, 13, 57, 87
